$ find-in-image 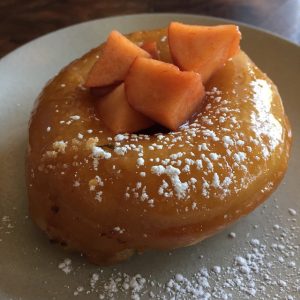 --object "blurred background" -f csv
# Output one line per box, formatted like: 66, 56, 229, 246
0, 0, 299, 57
